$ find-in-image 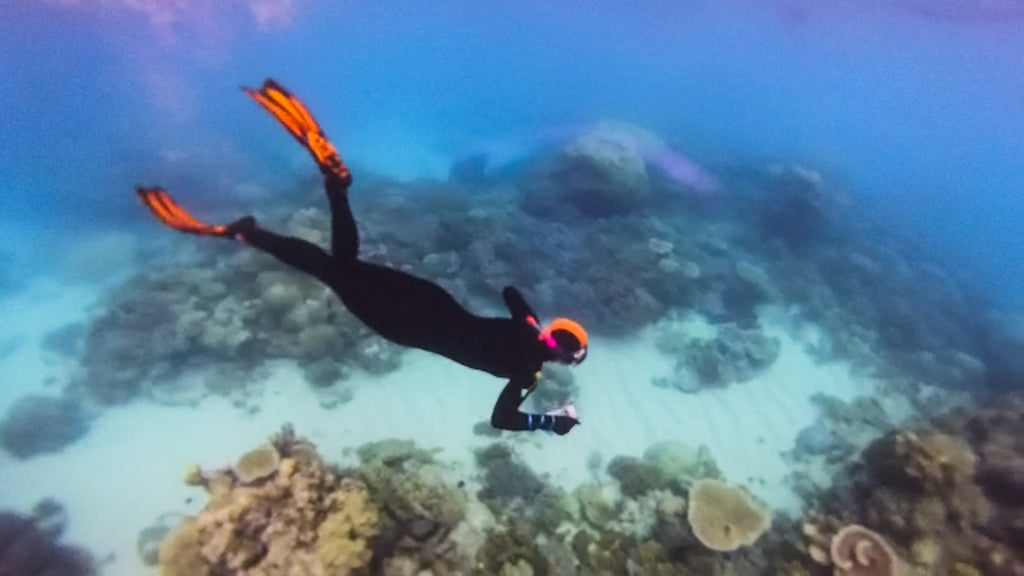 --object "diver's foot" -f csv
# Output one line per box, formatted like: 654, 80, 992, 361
224, 216, 257, 240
